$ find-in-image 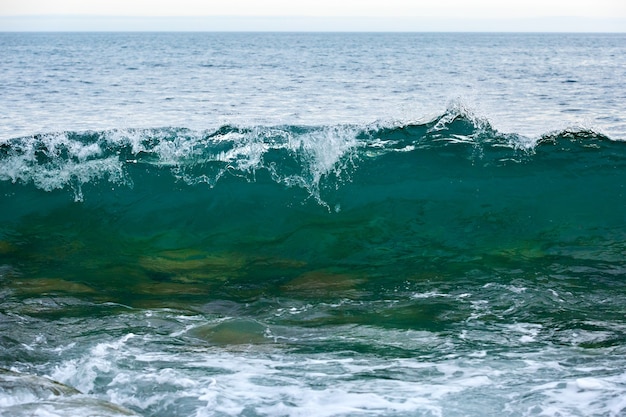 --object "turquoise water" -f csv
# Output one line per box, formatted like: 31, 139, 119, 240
1, 33, 626, 416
